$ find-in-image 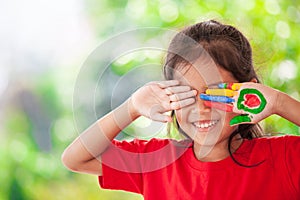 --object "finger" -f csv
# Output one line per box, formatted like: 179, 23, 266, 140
151, 113, 172, 122
170, 98, 196, 110
165, 85, 193, 94
200, 94, 235, 103
218, 83, 242, 91
205, 88, 237, 97
229, 115, 252, 126
203, 101, 233, 112
169, 90, 197, 102
155, 80, 180, 89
